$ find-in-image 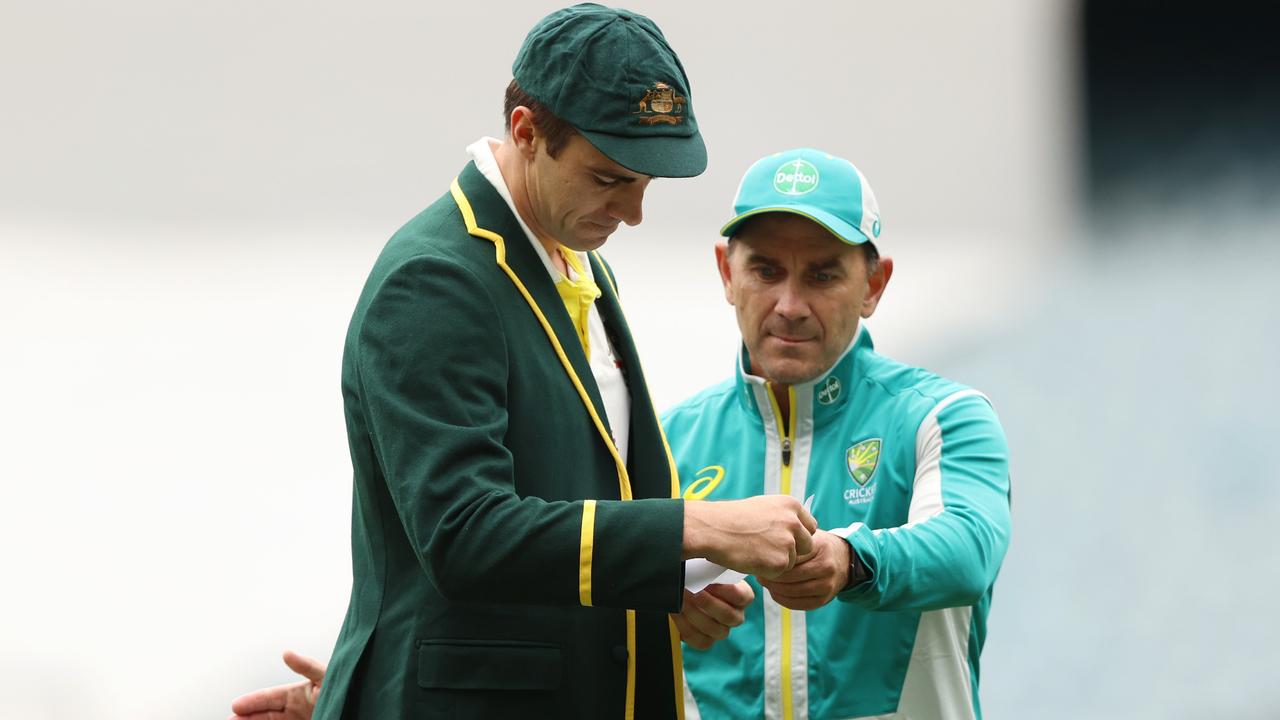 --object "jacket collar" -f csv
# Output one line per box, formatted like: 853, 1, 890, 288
453, 162, 613, 439
733, 325, 872, 421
